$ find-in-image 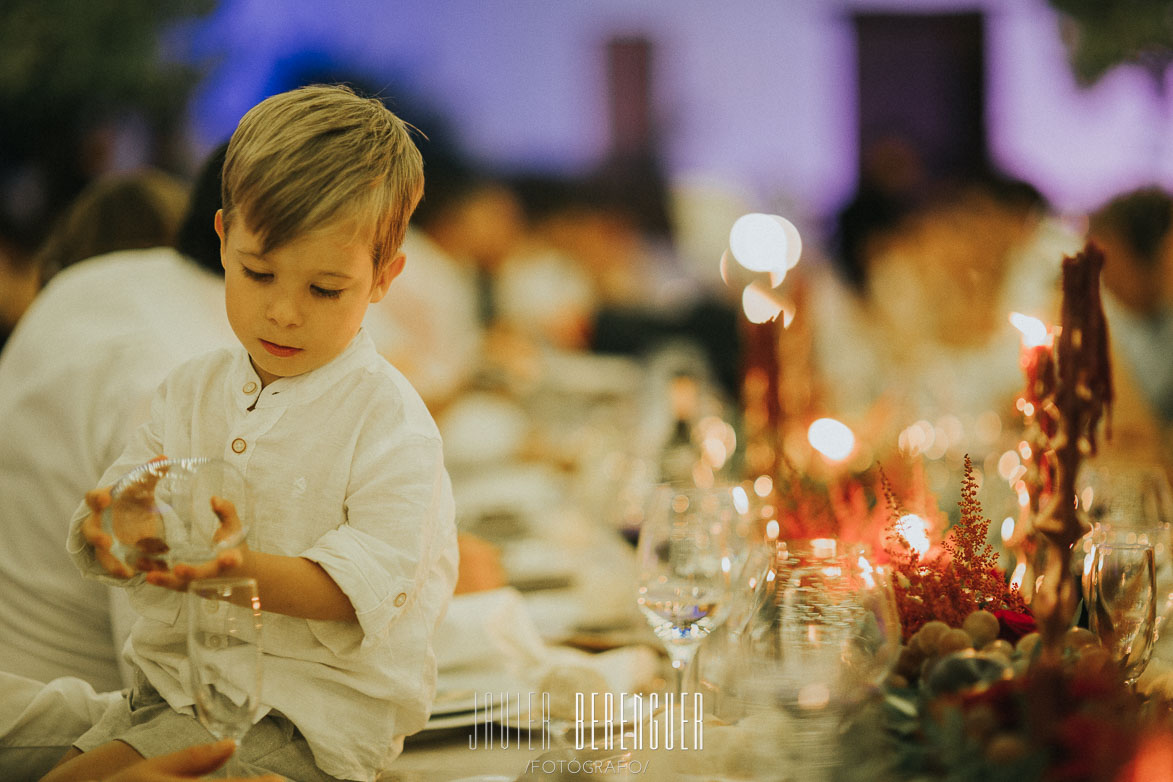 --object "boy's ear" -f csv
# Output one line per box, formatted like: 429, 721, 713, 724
214, 210, 228, 271
370, 252, 405, 303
